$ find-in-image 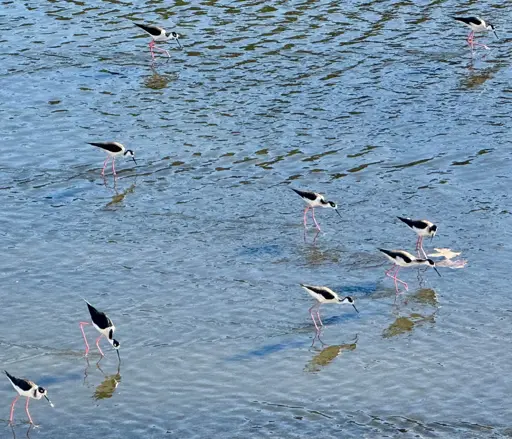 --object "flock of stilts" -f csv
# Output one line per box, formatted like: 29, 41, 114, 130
4, 13, 491, 428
